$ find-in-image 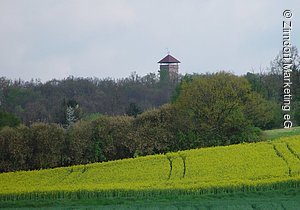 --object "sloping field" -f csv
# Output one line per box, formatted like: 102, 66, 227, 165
1, 135, 300, 201
262, 126, 300, 140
